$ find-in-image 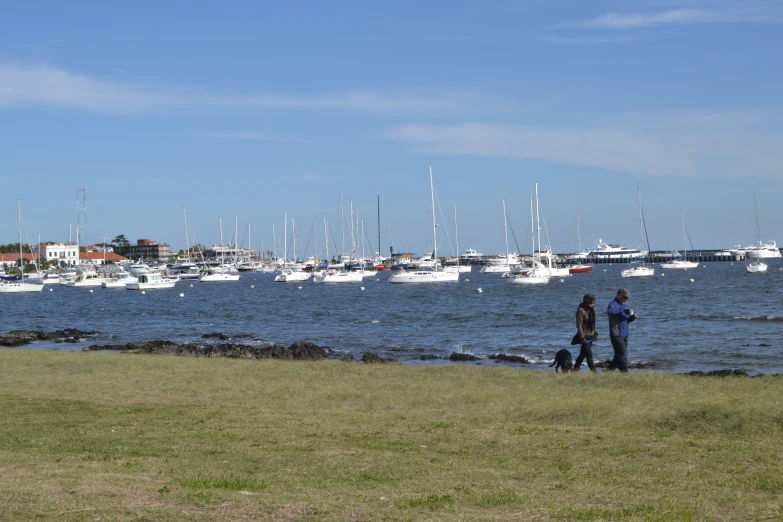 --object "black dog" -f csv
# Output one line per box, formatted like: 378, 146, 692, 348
549, 349, 573, 373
